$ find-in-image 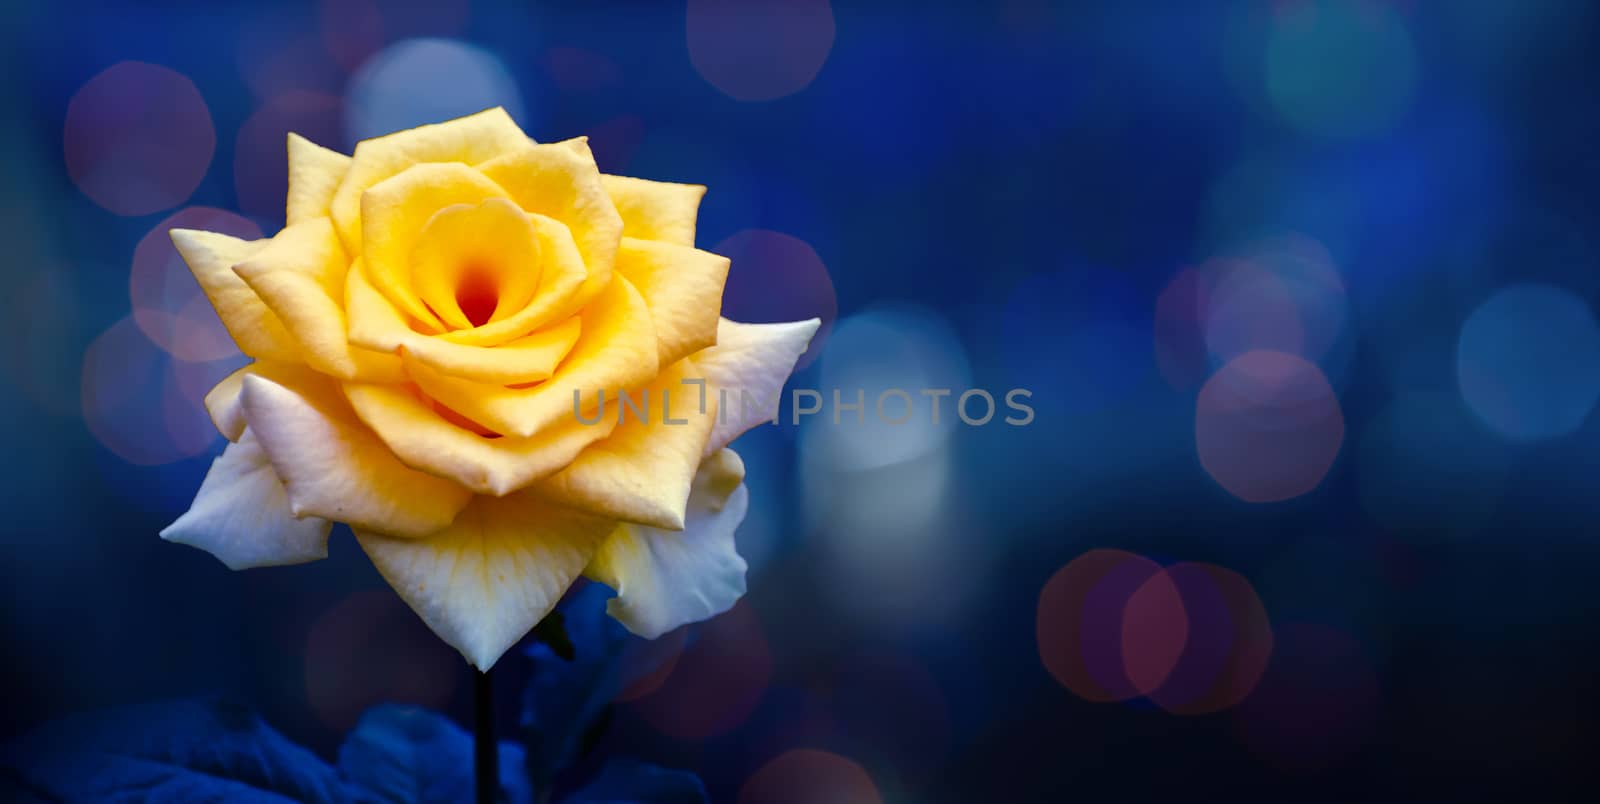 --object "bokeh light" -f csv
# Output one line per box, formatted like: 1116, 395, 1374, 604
159, 353, 232, 461
64, 61, 216, 216
1157, 235, 1348, 393
738, 749, 881, 804
805, 304, 971, 473
1262, 0, 1417, 139
235, 91, 344, 222
1195, 350, 1344, 503
344, 38, 526, 146
1456, 283, 1600, 442
1357, 392, 1513, 537
169, 350, 249, 427
687, 0, 836, 102
1037, 549, 1163, 703
319, 0, 473, 73
1204, 236, 1347, 366
1041, 551, 1274, 714
1153, 267, 1213, 390
1143, 563, 1273, 715
130, 207, 261, 363
304, 588, 463, 733
81, 317, 219, 466
632, 601, 772, 740
803, 445, 986, 636
236, 14, 344, 102
1234, 622, 1378, 771
716, 229, 836, 369
1120, 568, 1188, 696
